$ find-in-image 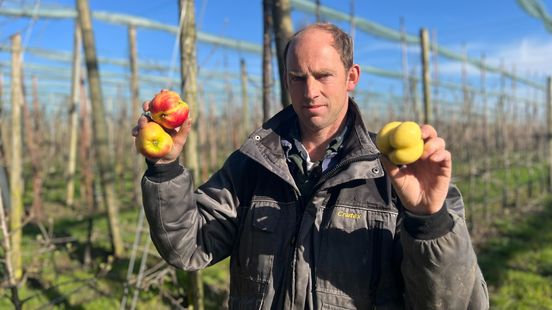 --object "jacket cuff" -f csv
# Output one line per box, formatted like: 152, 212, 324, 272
403, 205, 454, 240
144, 158, 184, 183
